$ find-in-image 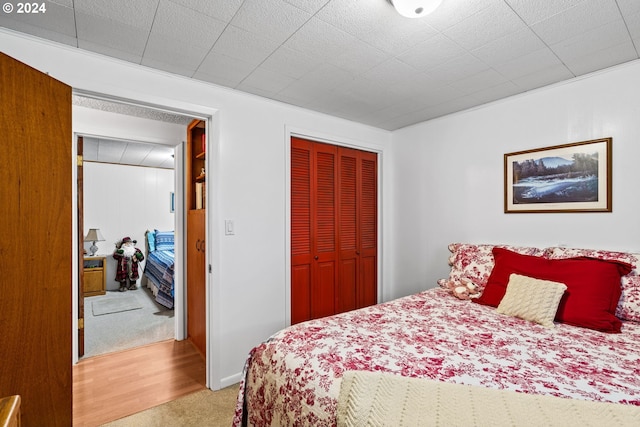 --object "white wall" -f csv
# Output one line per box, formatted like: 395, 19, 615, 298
0, 29, 393, 388
83, 162, 175, 290
392, 59, 640, 300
